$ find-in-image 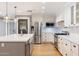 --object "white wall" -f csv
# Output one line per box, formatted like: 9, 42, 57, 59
32, 14, 55, 27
